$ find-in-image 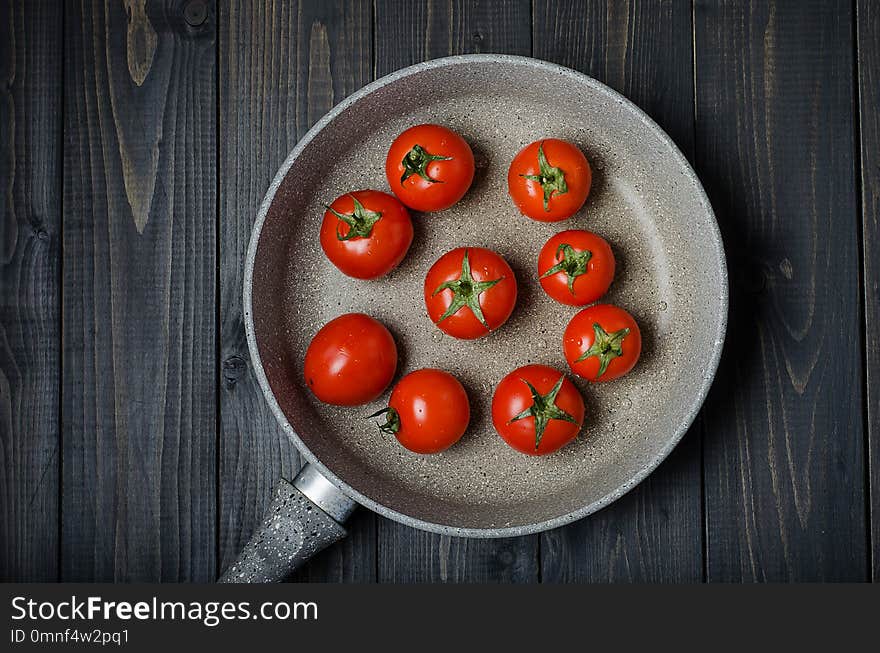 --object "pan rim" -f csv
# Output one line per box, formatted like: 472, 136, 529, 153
243, 53, 728, 538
